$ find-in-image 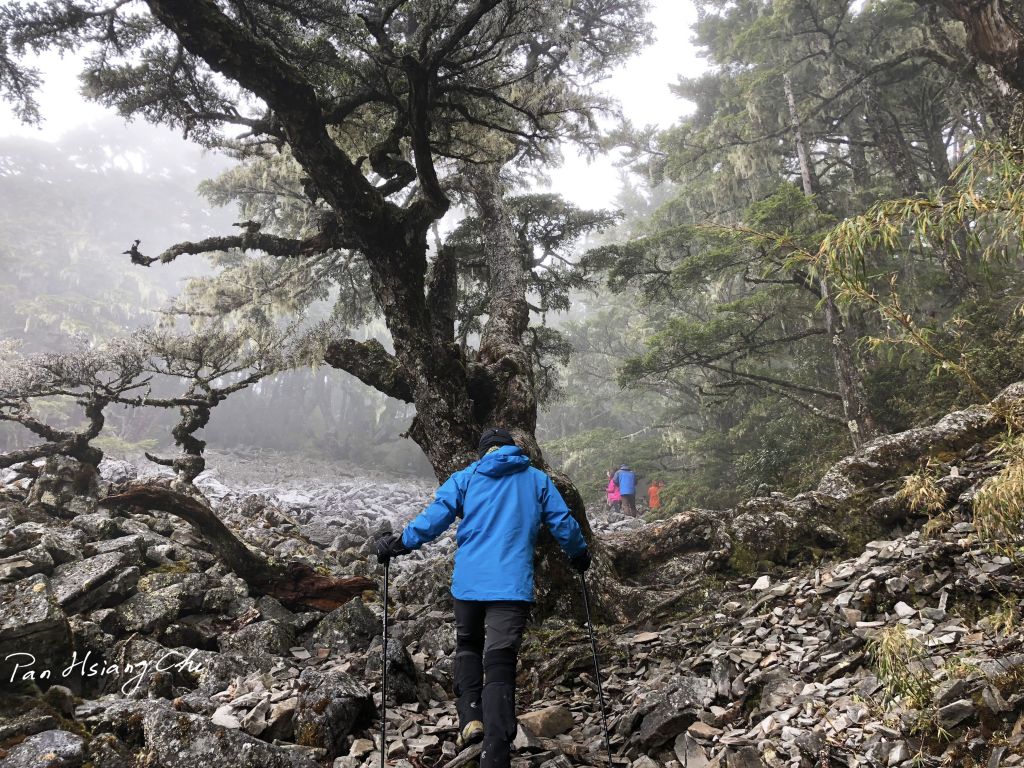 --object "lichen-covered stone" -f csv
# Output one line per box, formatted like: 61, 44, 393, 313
293, 666, 374, 759
1, 729, 86, 768
219, 619, 295, 657
50, 551, 140, 613
85, 732, 136, 768
0, 543, 54, 582
117, 583, 190, 634
365, 635, 419, 705
142, 706, 321, 768
306, 598, 380, 653
0, 574, 71, 688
